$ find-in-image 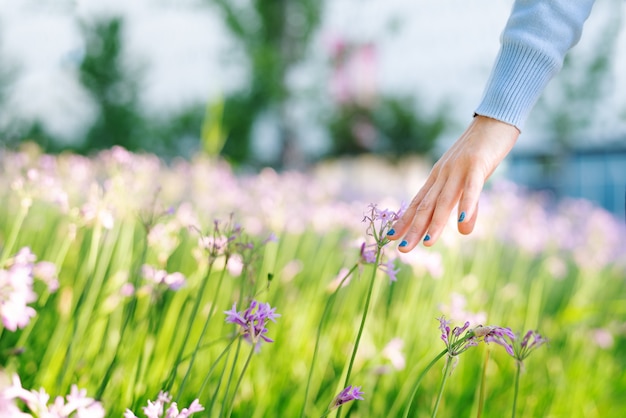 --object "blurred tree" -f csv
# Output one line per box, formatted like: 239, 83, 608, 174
11, 16, 205, 159
77, 17, 146, 153
0, 31, 19, 148
325, 39, 448, 159
327, 96, 447, 158
209, 0, 323, 167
